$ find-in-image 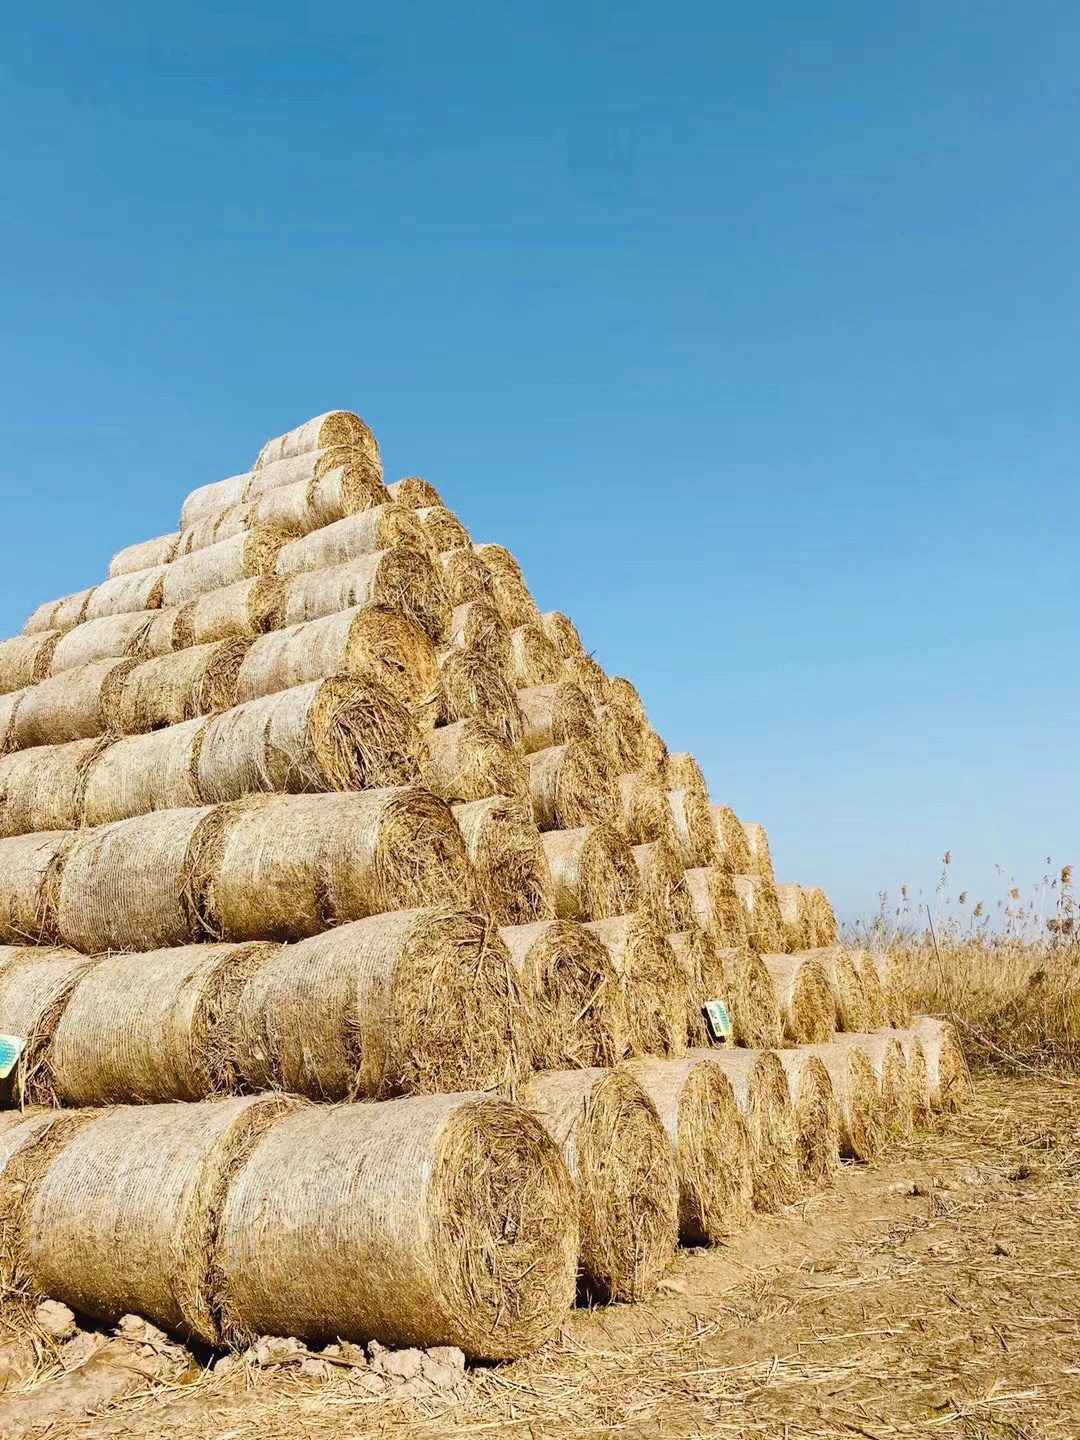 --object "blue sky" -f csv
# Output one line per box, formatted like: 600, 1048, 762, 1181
1, 1, 1077, 923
